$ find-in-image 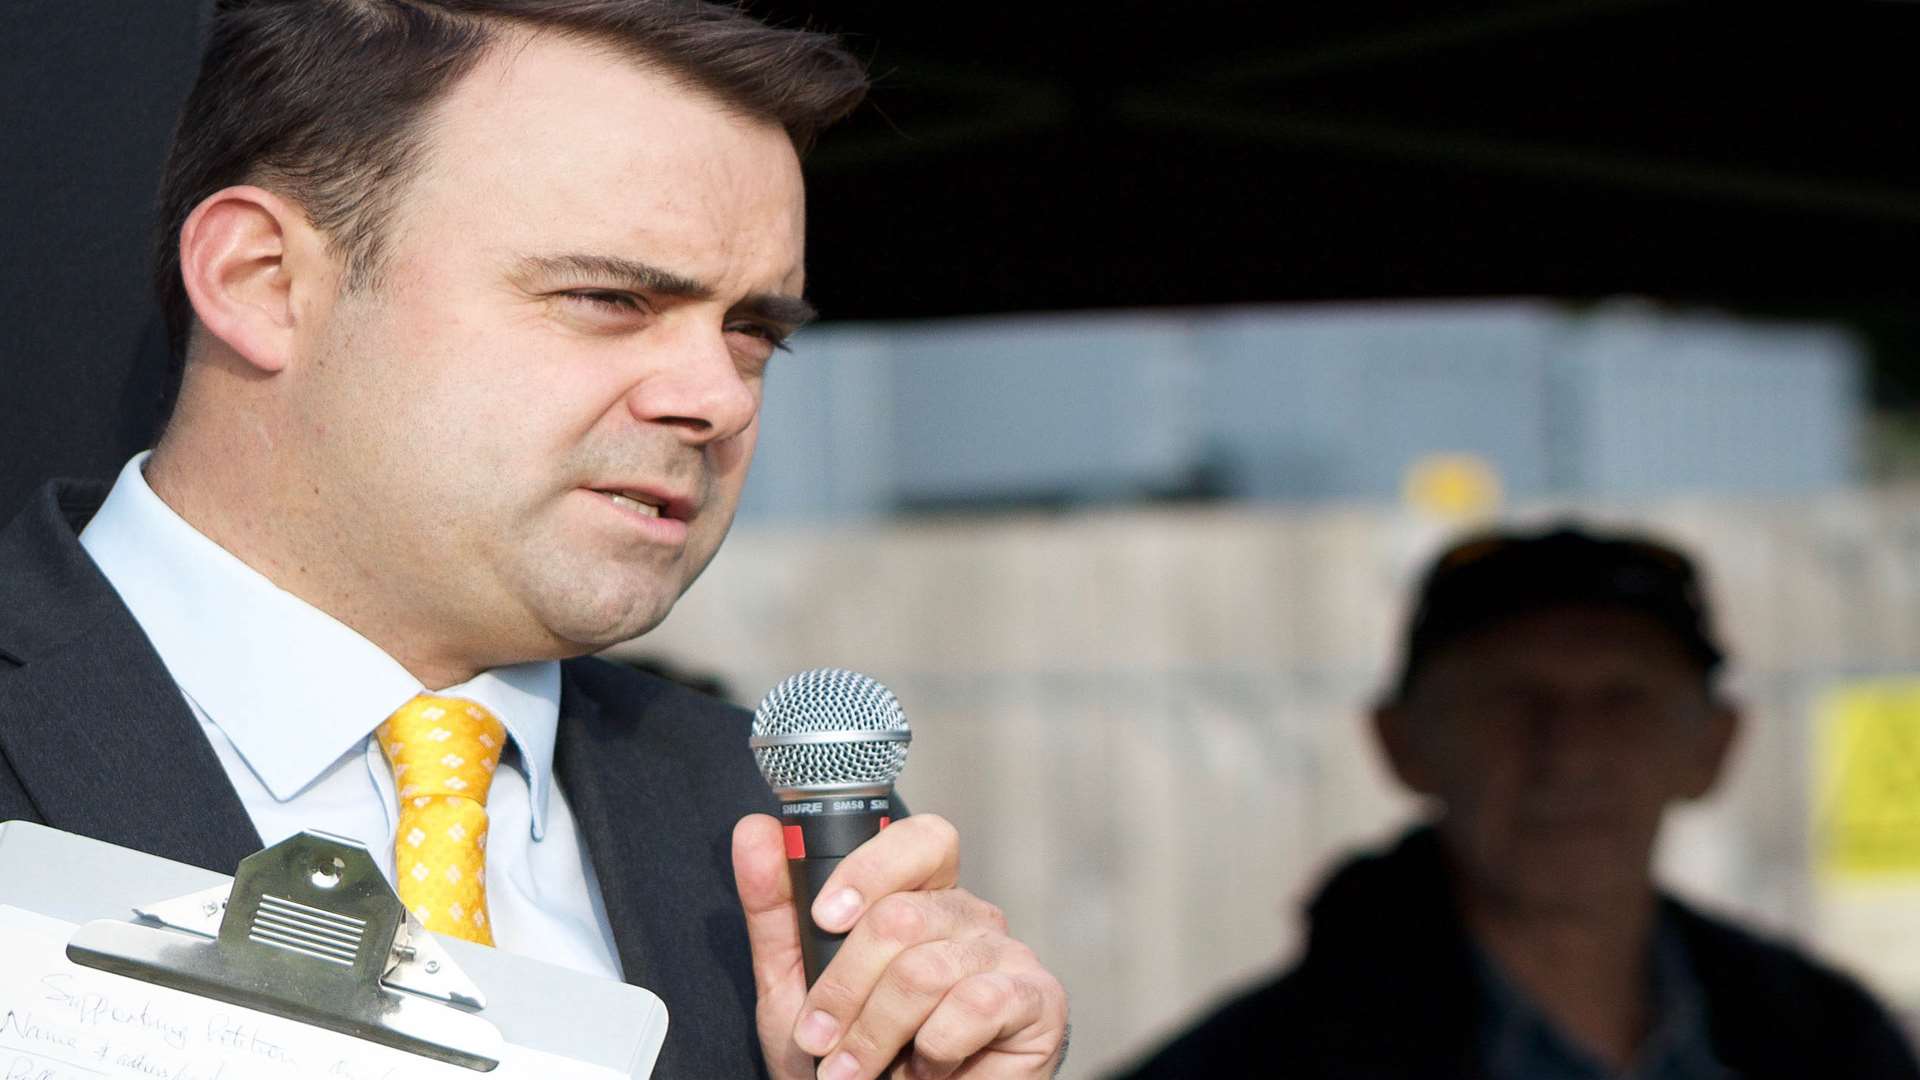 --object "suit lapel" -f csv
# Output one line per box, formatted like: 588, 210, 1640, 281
0, 623, 263, 873
0, 480, 262, 873
552, 668, 662, 982
552, 661, 775, 1068
554, 664, 773, 1077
